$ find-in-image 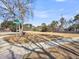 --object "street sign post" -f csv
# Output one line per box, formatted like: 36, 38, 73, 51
13, 18, 24, 36
14, 19, 23, 25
